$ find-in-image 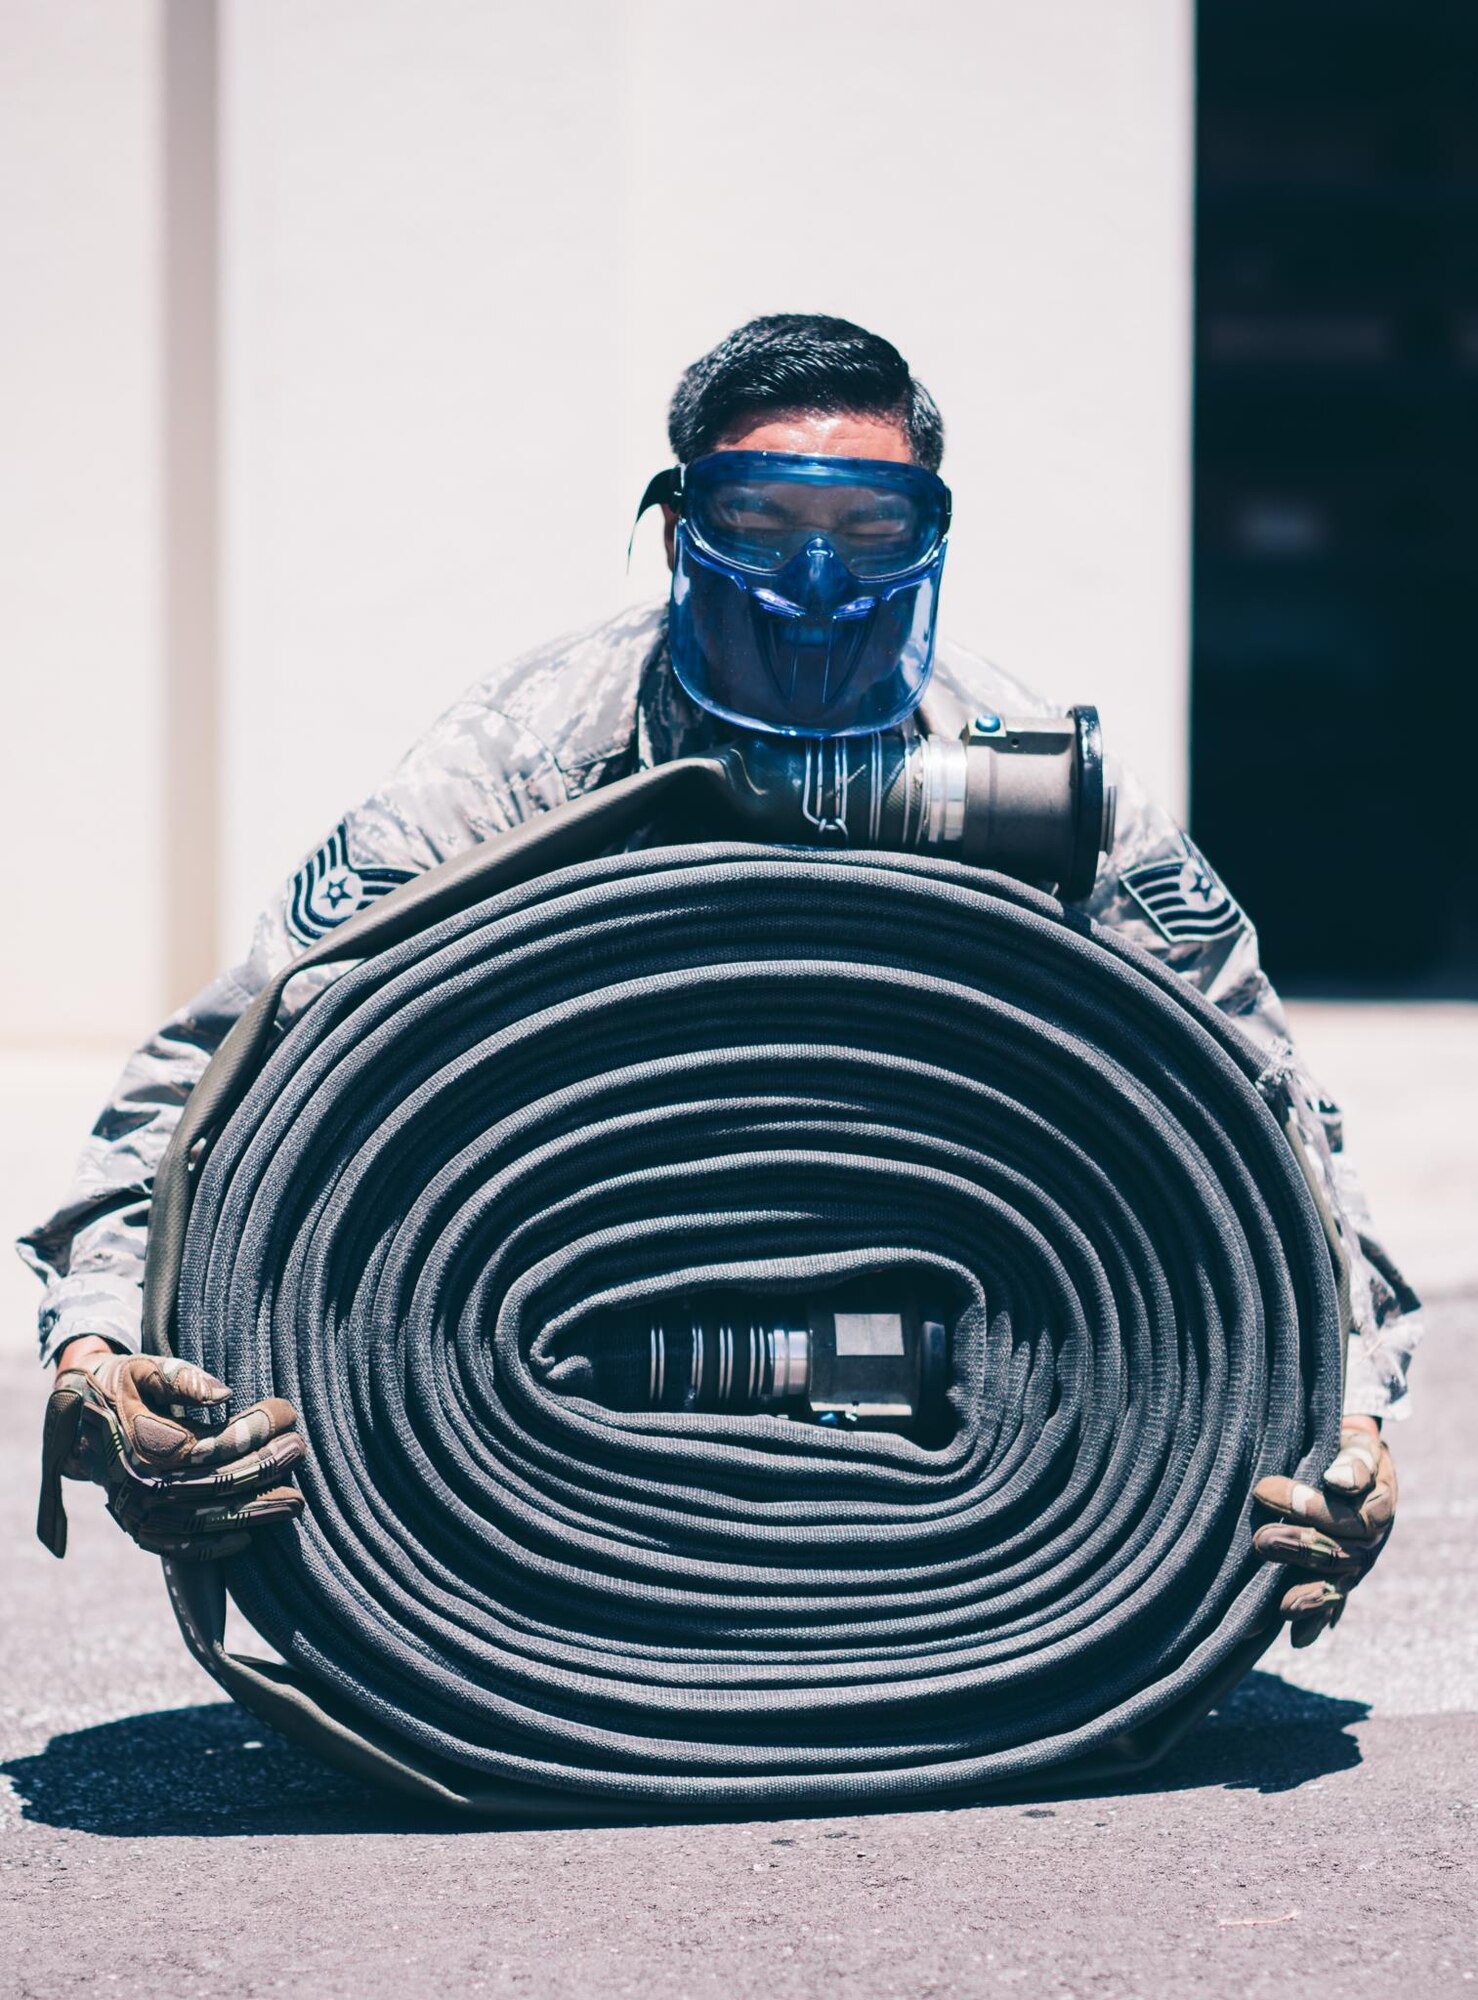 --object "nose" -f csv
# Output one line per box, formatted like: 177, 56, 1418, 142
799, 536, 852, 608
